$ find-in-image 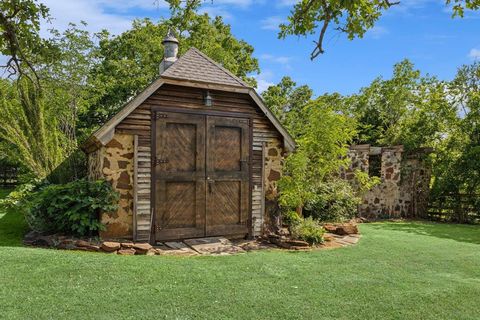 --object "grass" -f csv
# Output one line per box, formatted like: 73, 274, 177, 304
0, 189, 479, 319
